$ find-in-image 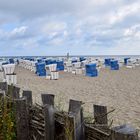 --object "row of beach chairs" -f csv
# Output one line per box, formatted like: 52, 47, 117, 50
17, 57, 140, 79
19, 59, 59, 80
